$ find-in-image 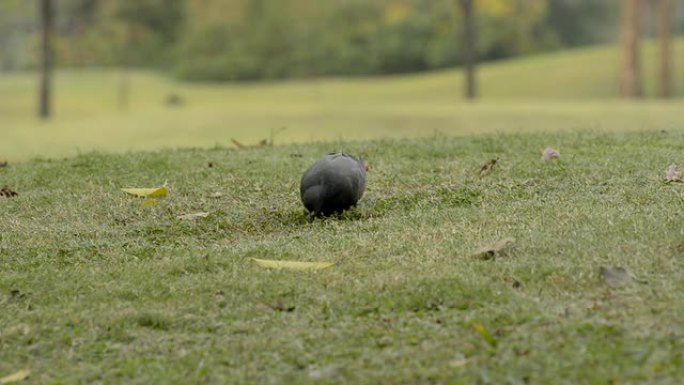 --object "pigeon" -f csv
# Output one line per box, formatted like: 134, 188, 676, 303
300, 153, 366, 216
